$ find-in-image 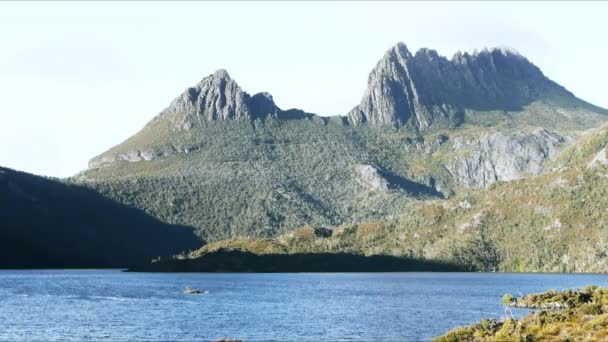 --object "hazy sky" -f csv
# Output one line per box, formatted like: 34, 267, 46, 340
1, 1, 607, 177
